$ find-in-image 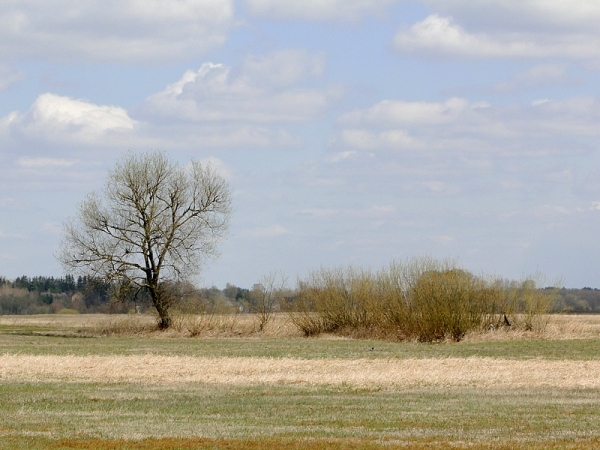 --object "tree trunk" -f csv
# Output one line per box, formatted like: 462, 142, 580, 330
158, 314, 172, 330
150, 285, 172, 330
